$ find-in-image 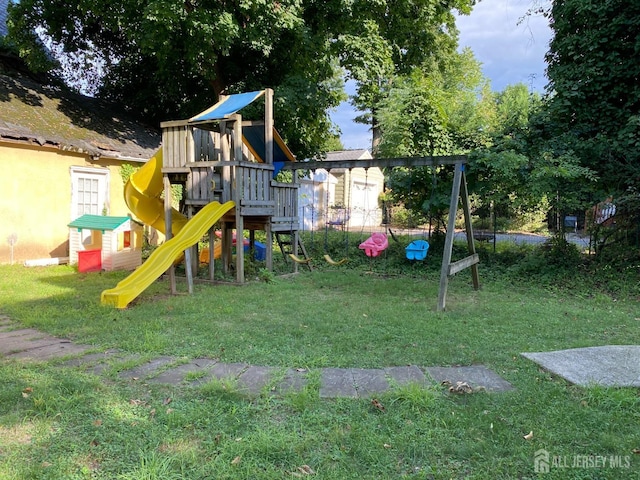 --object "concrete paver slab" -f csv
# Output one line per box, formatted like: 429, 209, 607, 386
272, 368, 309, 395
385, 365, 428, 386
150, 358, 219, 385
60, 350, 122, 368
351, 368, 390, 397
320, 368, 357, 398
7, 341, 91, 360
0, 336, 66, 355
207, 362, 249, 381
237, 365, 277, 395
119, 356, 177, 380
522, 345, 640, 387
426, 365, 514, 392
0, 328, 48, 340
